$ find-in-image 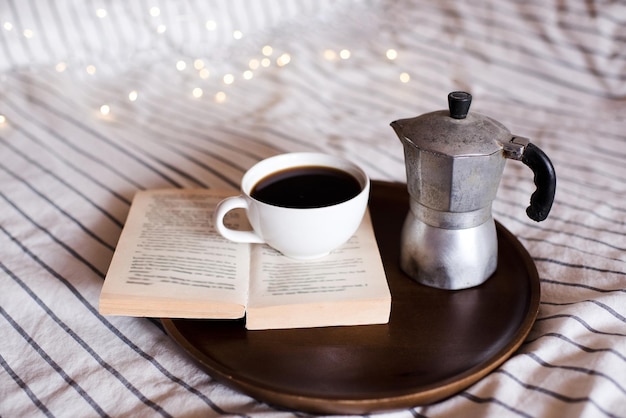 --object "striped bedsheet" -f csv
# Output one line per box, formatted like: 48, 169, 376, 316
1, 1, 624, 417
